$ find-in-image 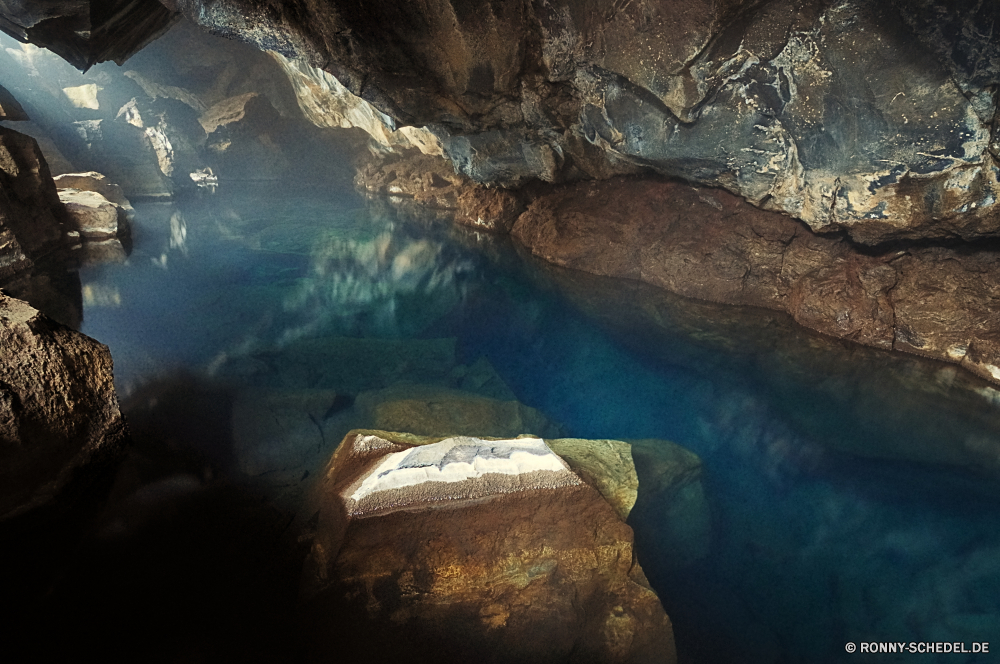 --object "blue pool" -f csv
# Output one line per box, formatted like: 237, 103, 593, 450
74, 184, 1000, 663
